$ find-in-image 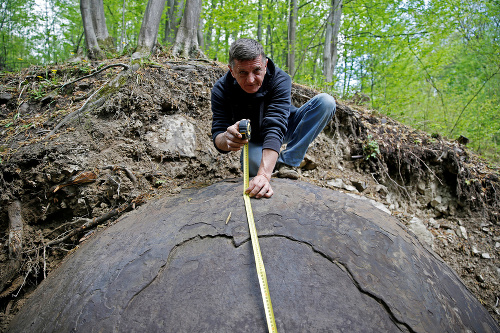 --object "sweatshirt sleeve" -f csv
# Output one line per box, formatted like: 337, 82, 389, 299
261, 71, 291, 153
211, 76, 232, 154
